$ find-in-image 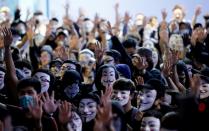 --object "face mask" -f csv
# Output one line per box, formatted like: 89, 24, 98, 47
19, 95, 34, 109
0, 71, 5, 90
140, 116, 160, 131
33, 72, 50, 93
21, 67, 32, 78
64, 83, 80, 99
112, 90, 130, 106
101, 67, 116, 87
199, 79, 209, 99
139, 89, 157, 111
67, 112, 82, 131
79, 98, 97, 123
